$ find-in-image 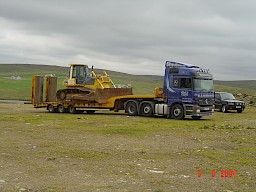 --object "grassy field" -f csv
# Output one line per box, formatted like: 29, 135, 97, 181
0, 103, 255, 191
0, 64, 255, 191
0, 64, 256, 101
0, 64, 163, 100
